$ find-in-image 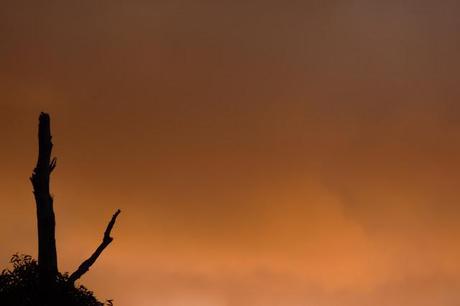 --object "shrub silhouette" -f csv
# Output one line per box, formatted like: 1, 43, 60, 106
0, 254, 110, 306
